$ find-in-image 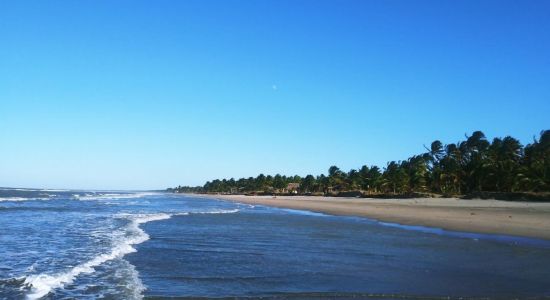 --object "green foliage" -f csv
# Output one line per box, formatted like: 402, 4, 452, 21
171, 130, 550, 195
